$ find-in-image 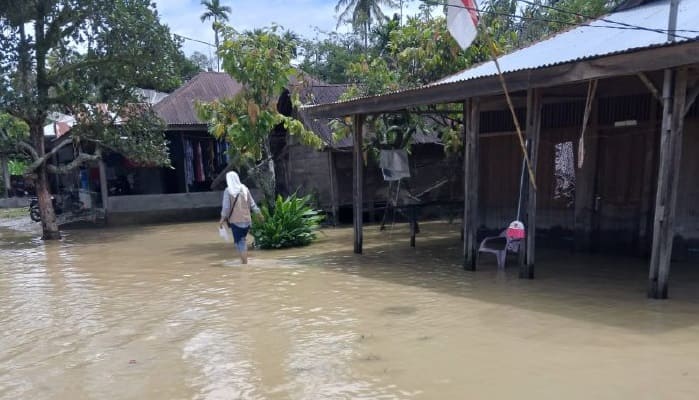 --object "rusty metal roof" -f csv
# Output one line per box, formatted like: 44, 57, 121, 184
154, 72, 243, 126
